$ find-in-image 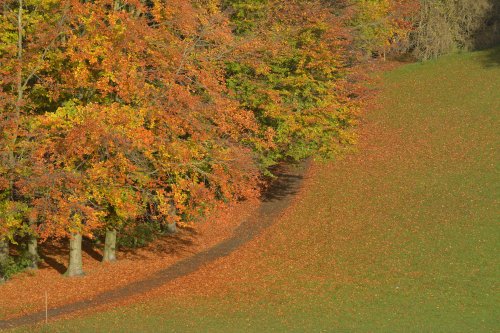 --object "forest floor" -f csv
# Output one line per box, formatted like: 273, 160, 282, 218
2, 47, 500, 332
